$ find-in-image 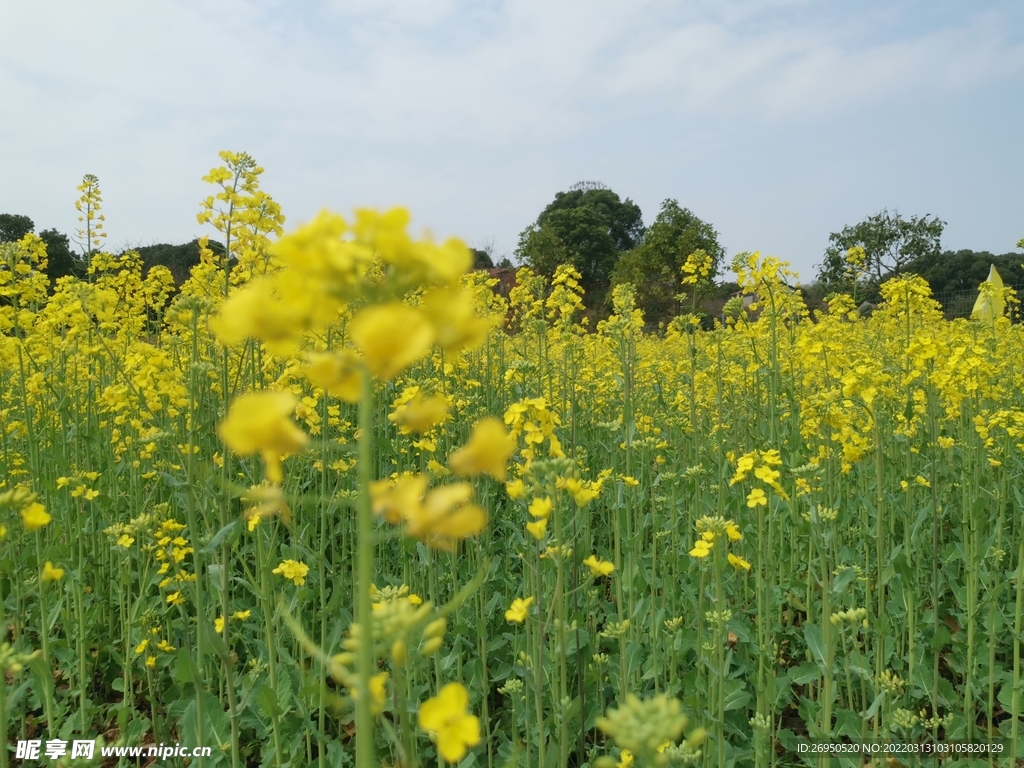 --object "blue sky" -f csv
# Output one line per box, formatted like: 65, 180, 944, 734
1, 0, 1021, 283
